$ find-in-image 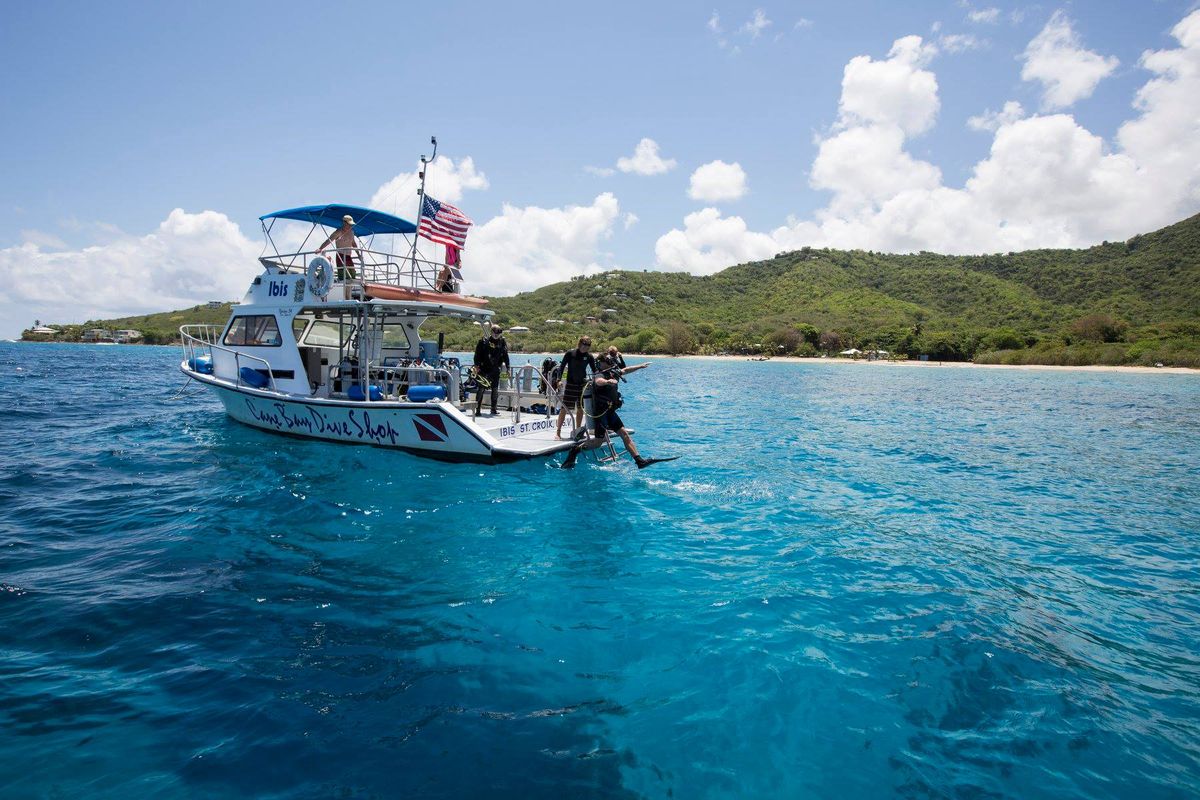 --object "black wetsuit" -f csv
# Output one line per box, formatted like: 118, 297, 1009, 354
473, 335, 510, 413
558, 348, 596, 408
540, 358, 558, 395
592, 357, 624, 436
